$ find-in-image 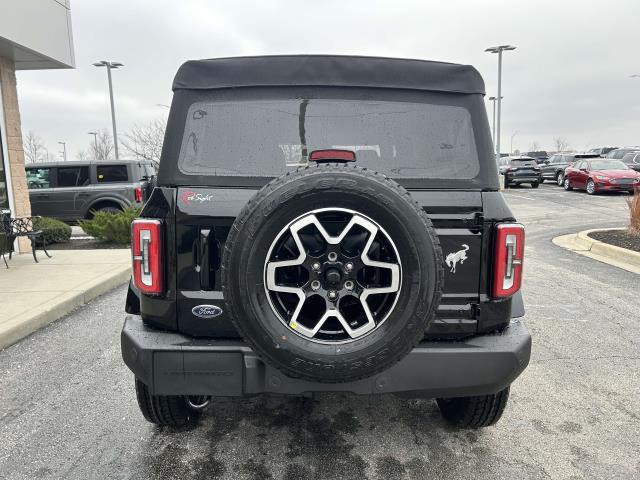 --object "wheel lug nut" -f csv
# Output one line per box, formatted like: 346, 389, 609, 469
344, 280, 354, 291
327, 290, 338, 300
312, 262, 321, 271
328, 252, 338, 262
345, 262, 353, 272
311, 280, 321, 291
